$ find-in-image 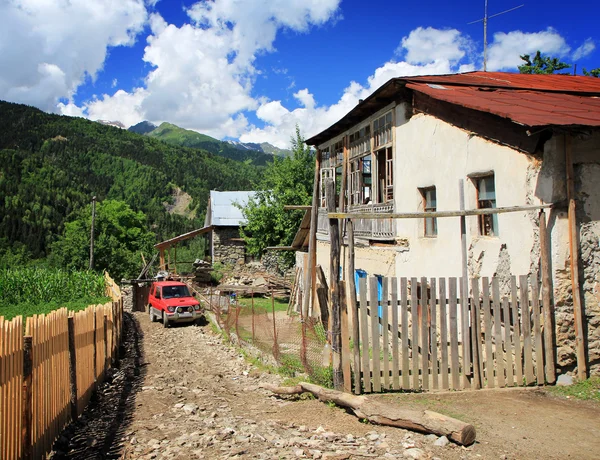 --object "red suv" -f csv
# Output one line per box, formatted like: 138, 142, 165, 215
148, 281, 203, 327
